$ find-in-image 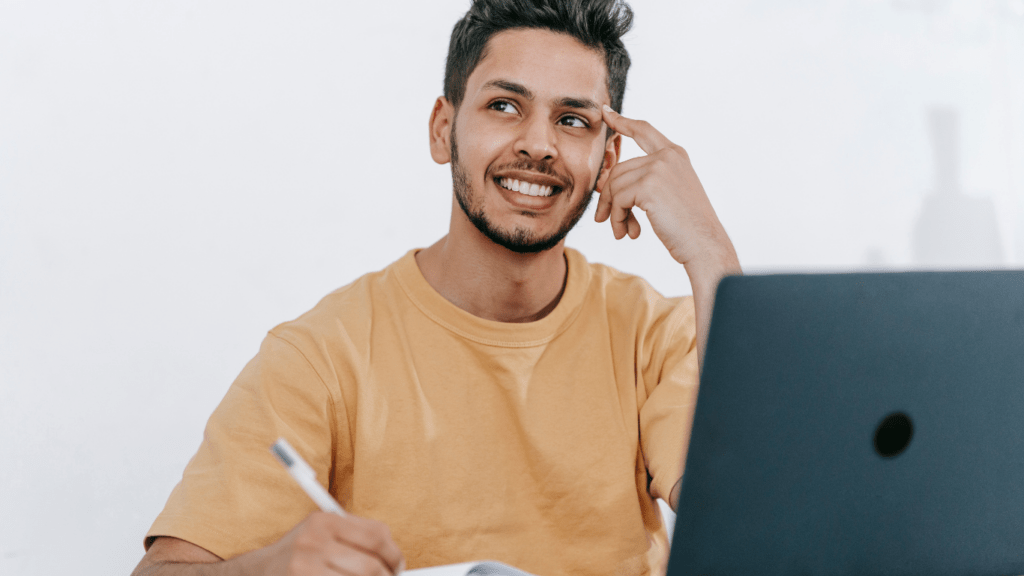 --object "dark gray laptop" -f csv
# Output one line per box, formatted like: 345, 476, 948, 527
668, 271, 1024, 576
